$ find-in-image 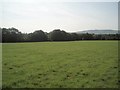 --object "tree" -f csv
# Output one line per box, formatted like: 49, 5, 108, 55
2, 27, 22, 42
0, 28, 2, 42
28, 30, 47, 42
70, 33, 79, 41
2, 27, 120, 42
49, 29, 68, 41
